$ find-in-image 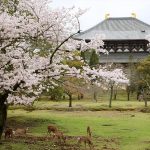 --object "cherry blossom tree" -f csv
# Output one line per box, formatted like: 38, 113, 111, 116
0, 0, 82, 139
82, 66, 129, 107
0, 0, 129, 139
